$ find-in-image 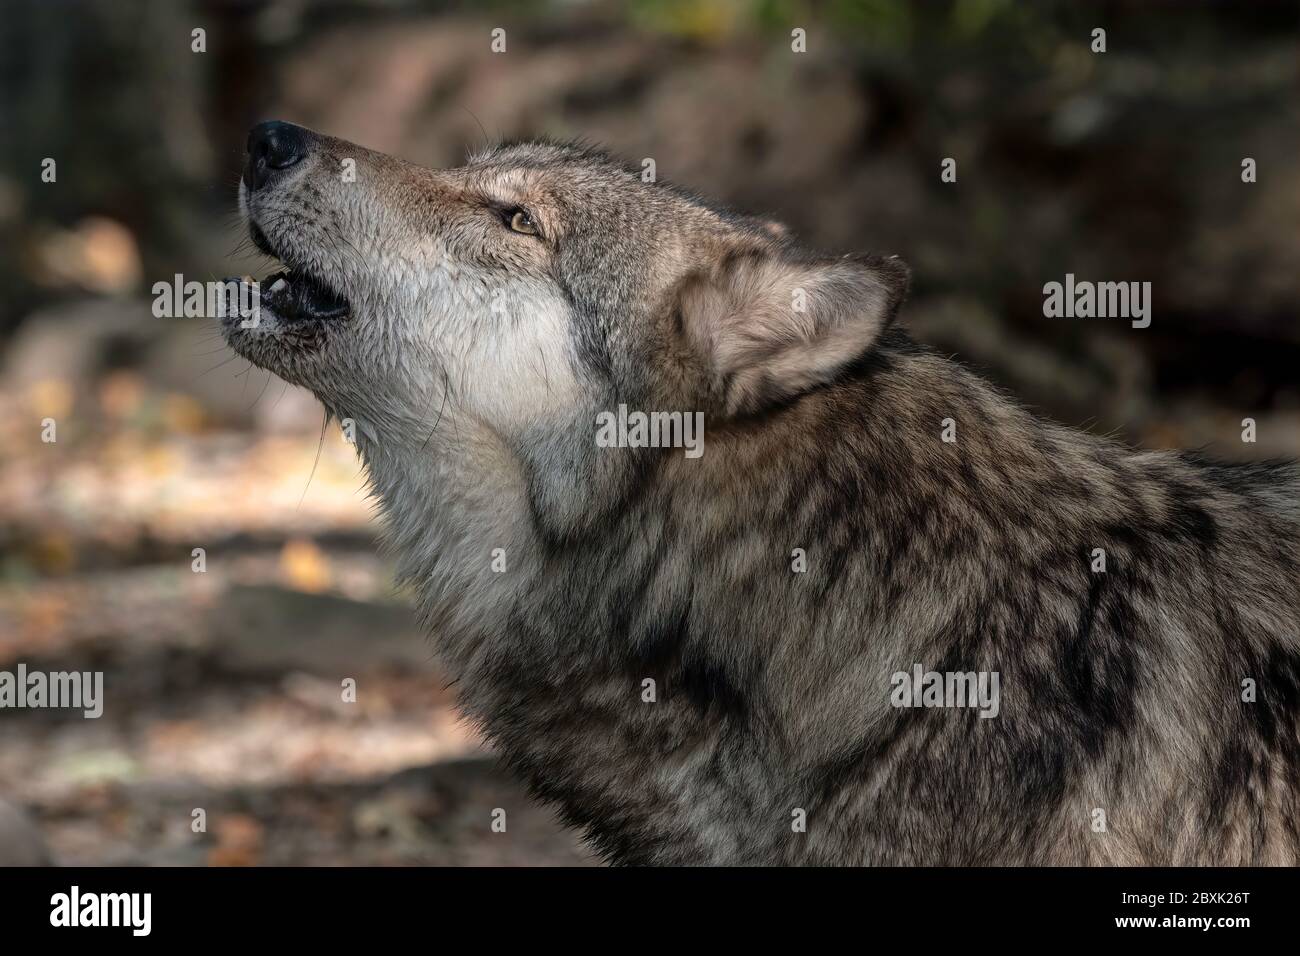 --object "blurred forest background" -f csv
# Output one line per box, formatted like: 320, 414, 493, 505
0, 0, 1297, 865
